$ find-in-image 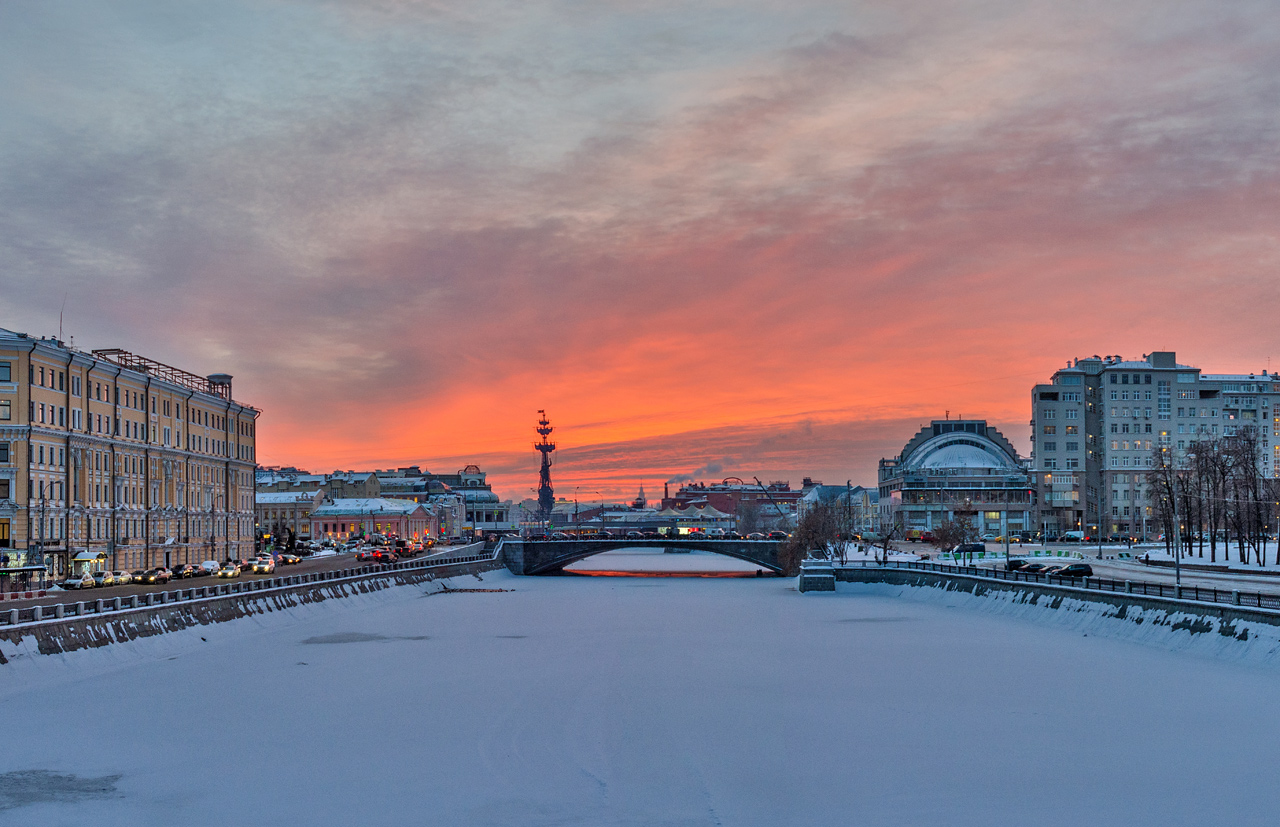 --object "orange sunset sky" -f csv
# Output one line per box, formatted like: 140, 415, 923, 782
4, 1, 1280, 501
